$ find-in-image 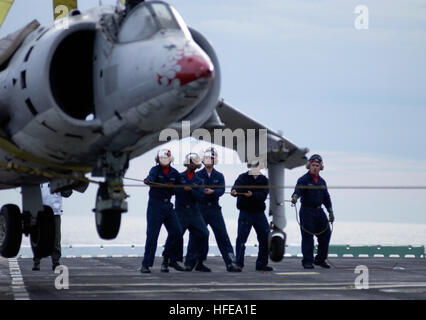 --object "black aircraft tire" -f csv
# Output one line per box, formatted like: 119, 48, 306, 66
95, 183, 122, 240
30, 206, 55, 258
96, 210, 122, 240
0, 204, 23, 258
269, 235, 285, 262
